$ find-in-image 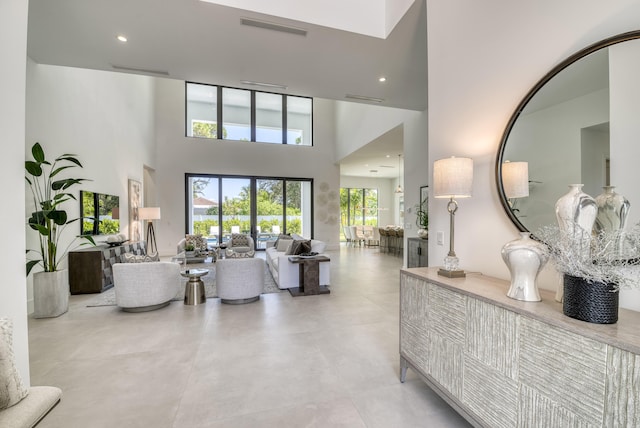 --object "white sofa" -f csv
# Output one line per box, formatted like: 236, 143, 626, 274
265, 236, 330, 289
